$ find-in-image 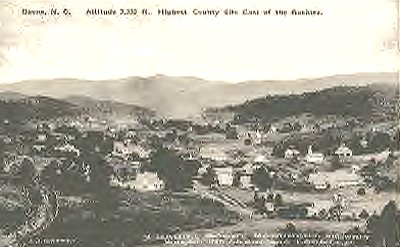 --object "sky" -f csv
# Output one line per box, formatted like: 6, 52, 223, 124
0, 0, 398, 83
